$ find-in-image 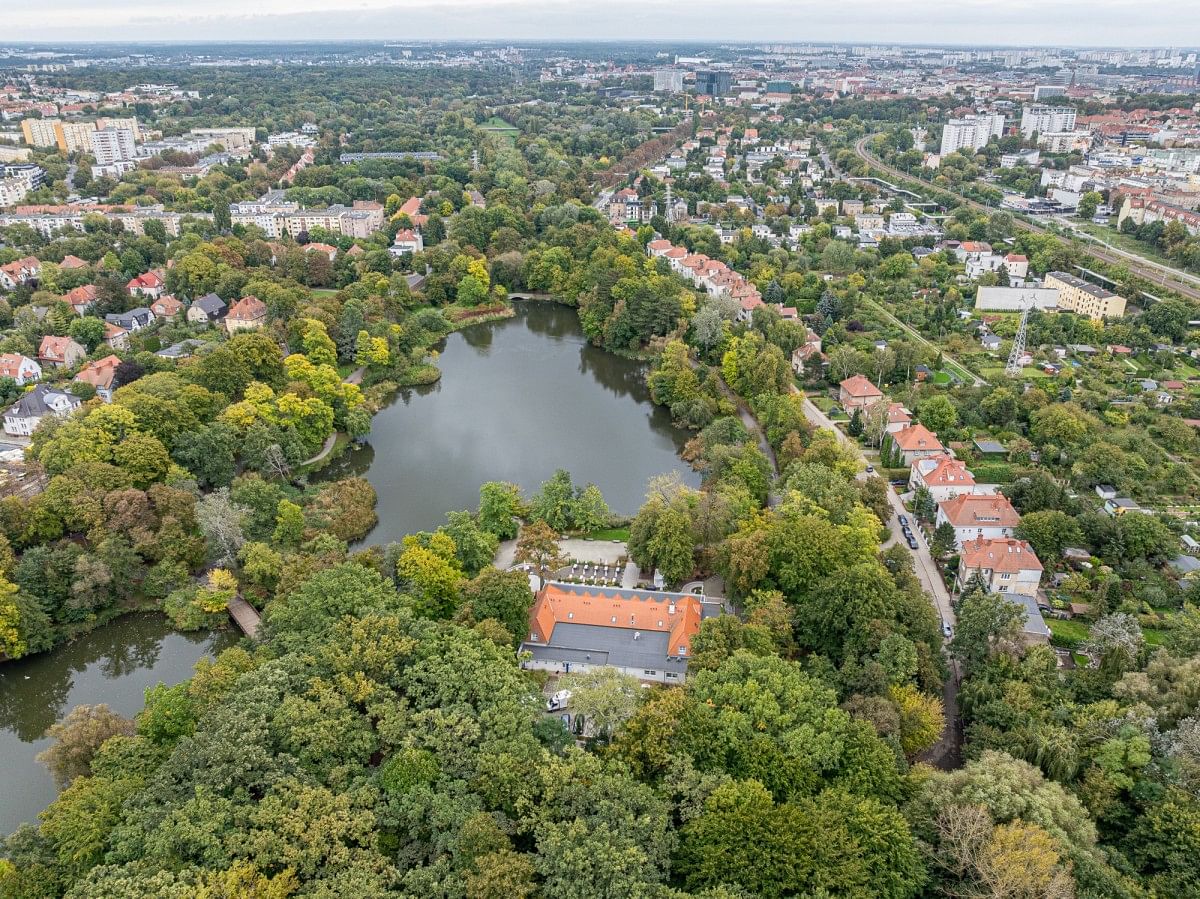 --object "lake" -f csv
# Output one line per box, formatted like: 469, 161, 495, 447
315, 301, 701, 546
0, 614, 237, 836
